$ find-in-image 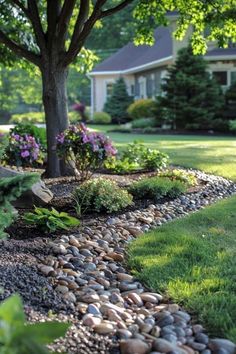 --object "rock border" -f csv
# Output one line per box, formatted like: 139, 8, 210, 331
39, 169, 236, 354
